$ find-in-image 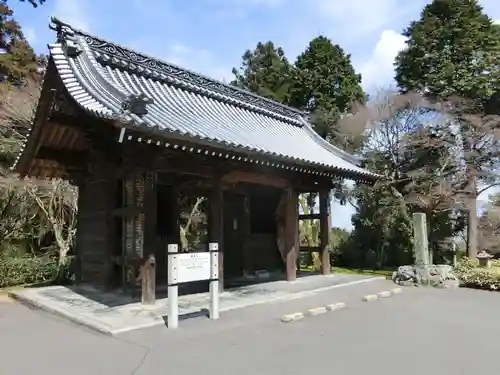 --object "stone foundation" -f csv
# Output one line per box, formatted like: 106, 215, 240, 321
392, 264, 459, 289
